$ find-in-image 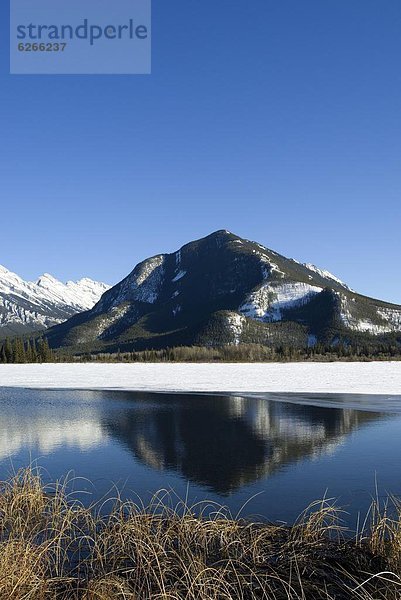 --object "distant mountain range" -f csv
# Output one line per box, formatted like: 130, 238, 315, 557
0, 265, 109, 336
42, 230, 401, 352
